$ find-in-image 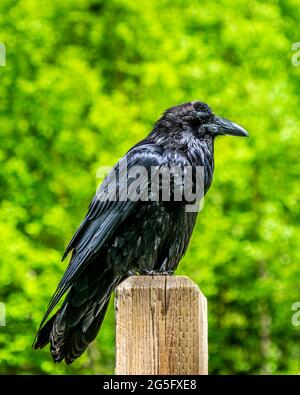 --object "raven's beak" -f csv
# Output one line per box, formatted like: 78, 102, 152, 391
213, 116, 249, 137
